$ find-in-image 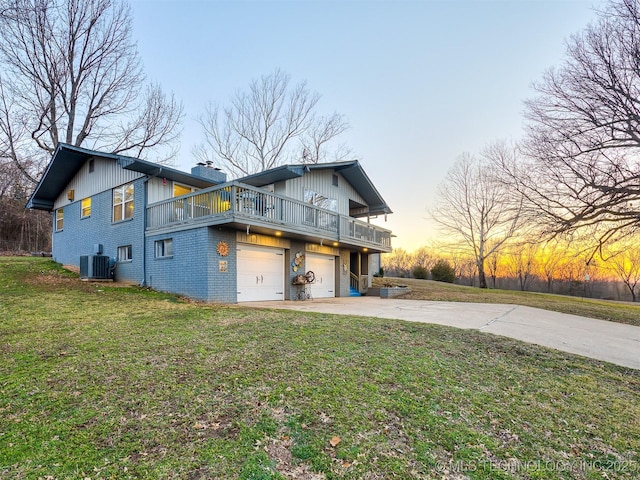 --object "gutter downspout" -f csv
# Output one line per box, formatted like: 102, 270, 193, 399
141, 167, 163, 286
